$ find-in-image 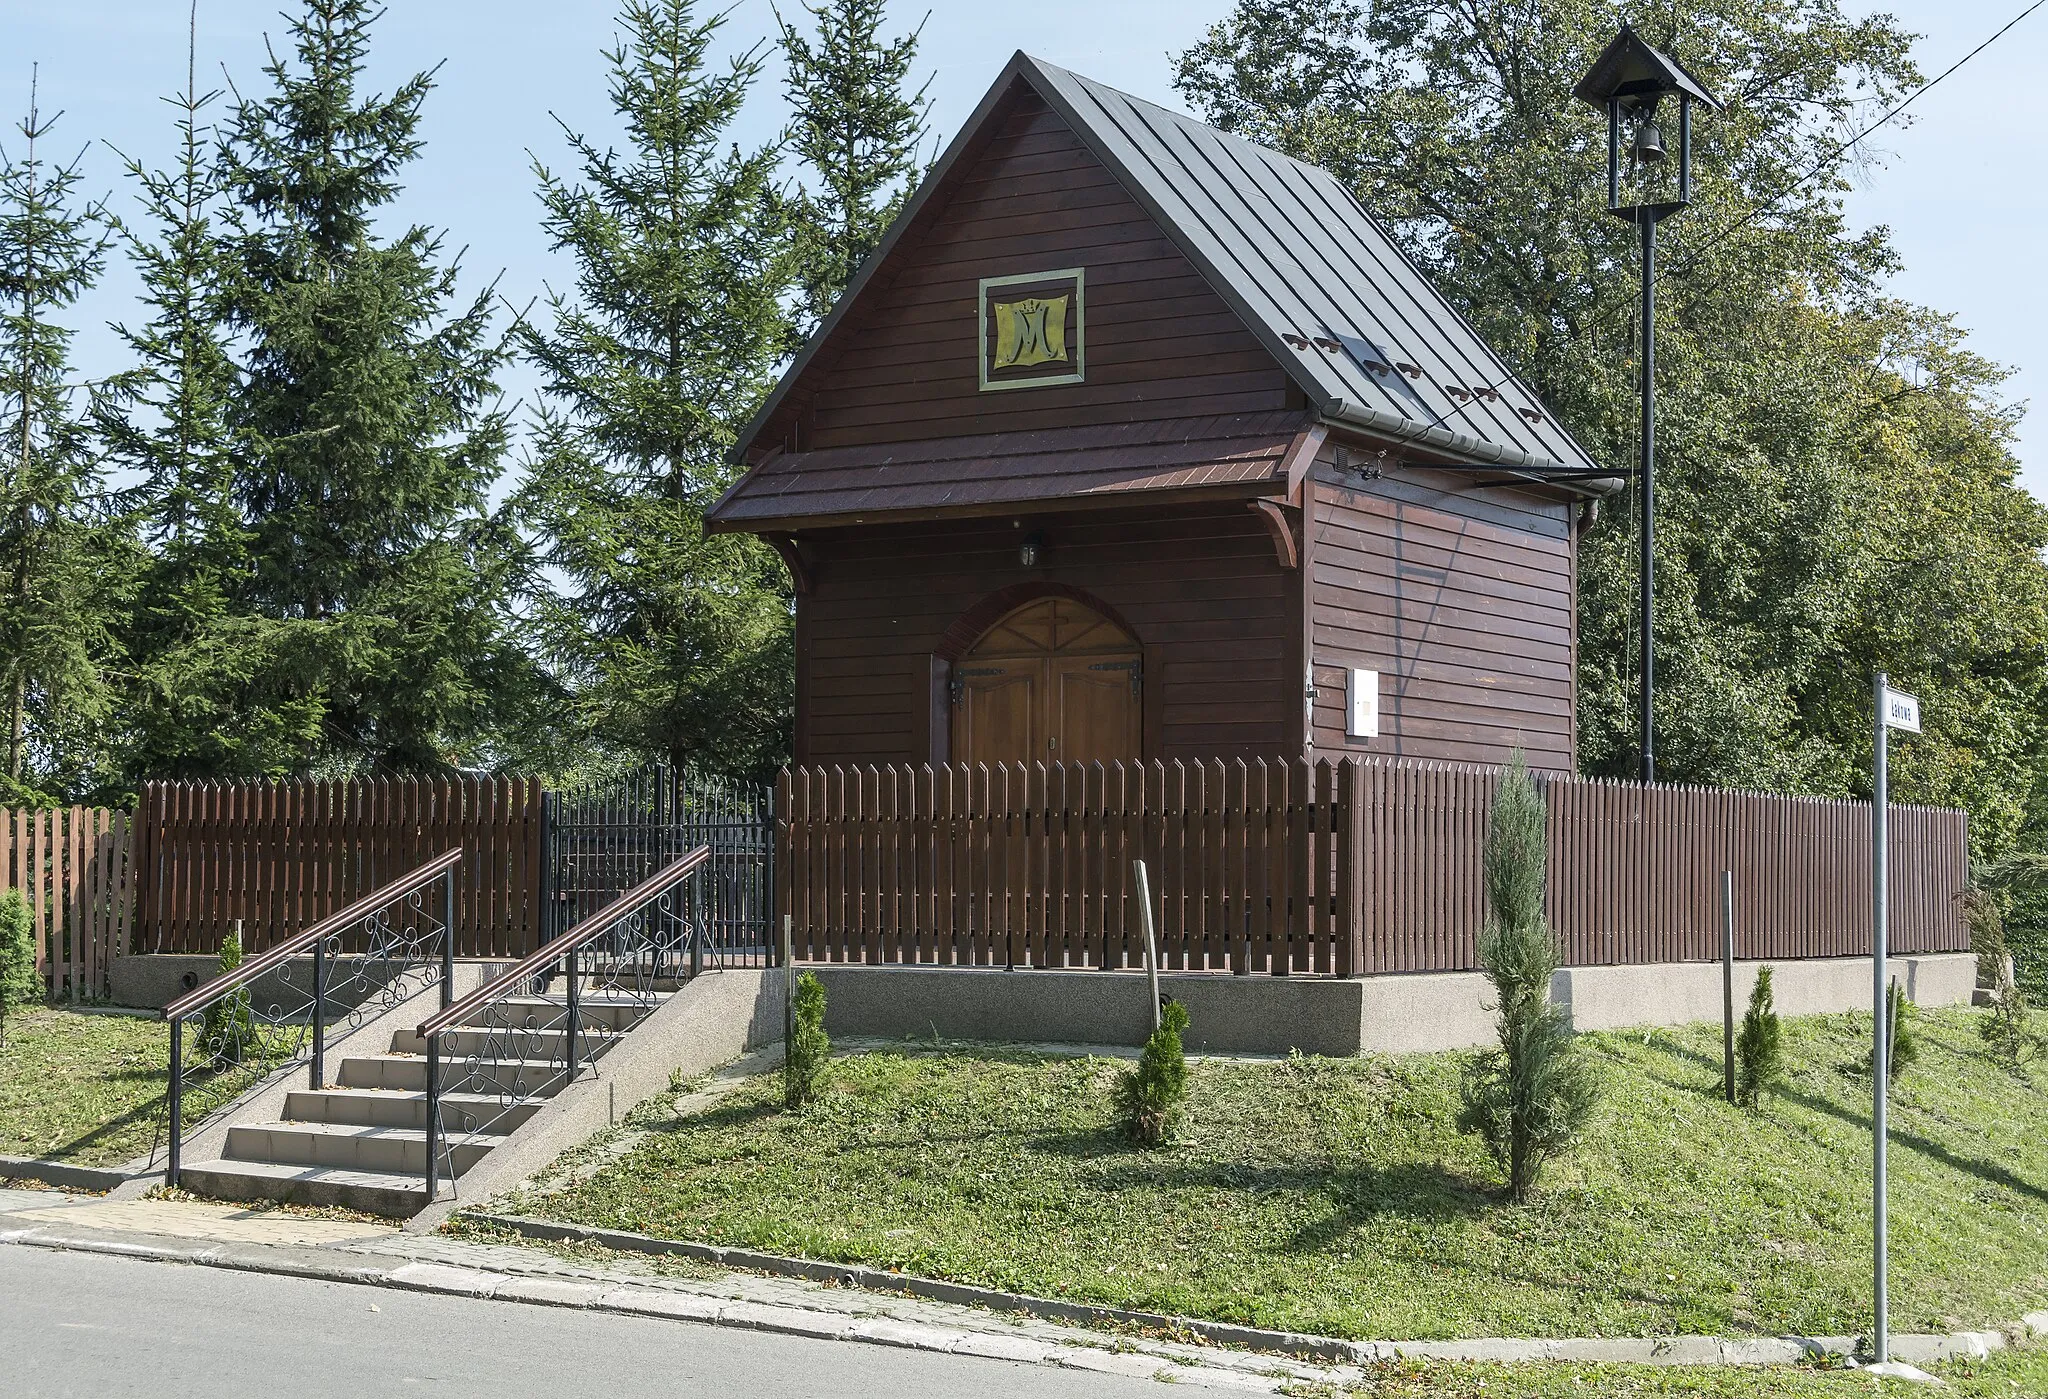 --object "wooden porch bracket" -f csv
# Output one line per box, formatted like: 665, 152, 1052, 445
763, 533, 813, 594
1279, 424, 1328, 502
1250, 498, 1300, 570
